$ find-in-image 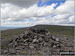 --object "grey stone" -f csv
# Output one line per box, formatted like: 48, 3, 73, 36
3, 50, 8, 54
32, 39, 39, 43
55, 38, 59, 42
29, 44, 34, 49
